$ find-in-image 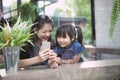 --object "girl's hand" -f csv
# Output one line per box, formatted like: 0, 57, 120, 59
48, 50, 57, 60
52, 57, 62, 64
38, 49, 50, 62
48, 60, 58, 69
